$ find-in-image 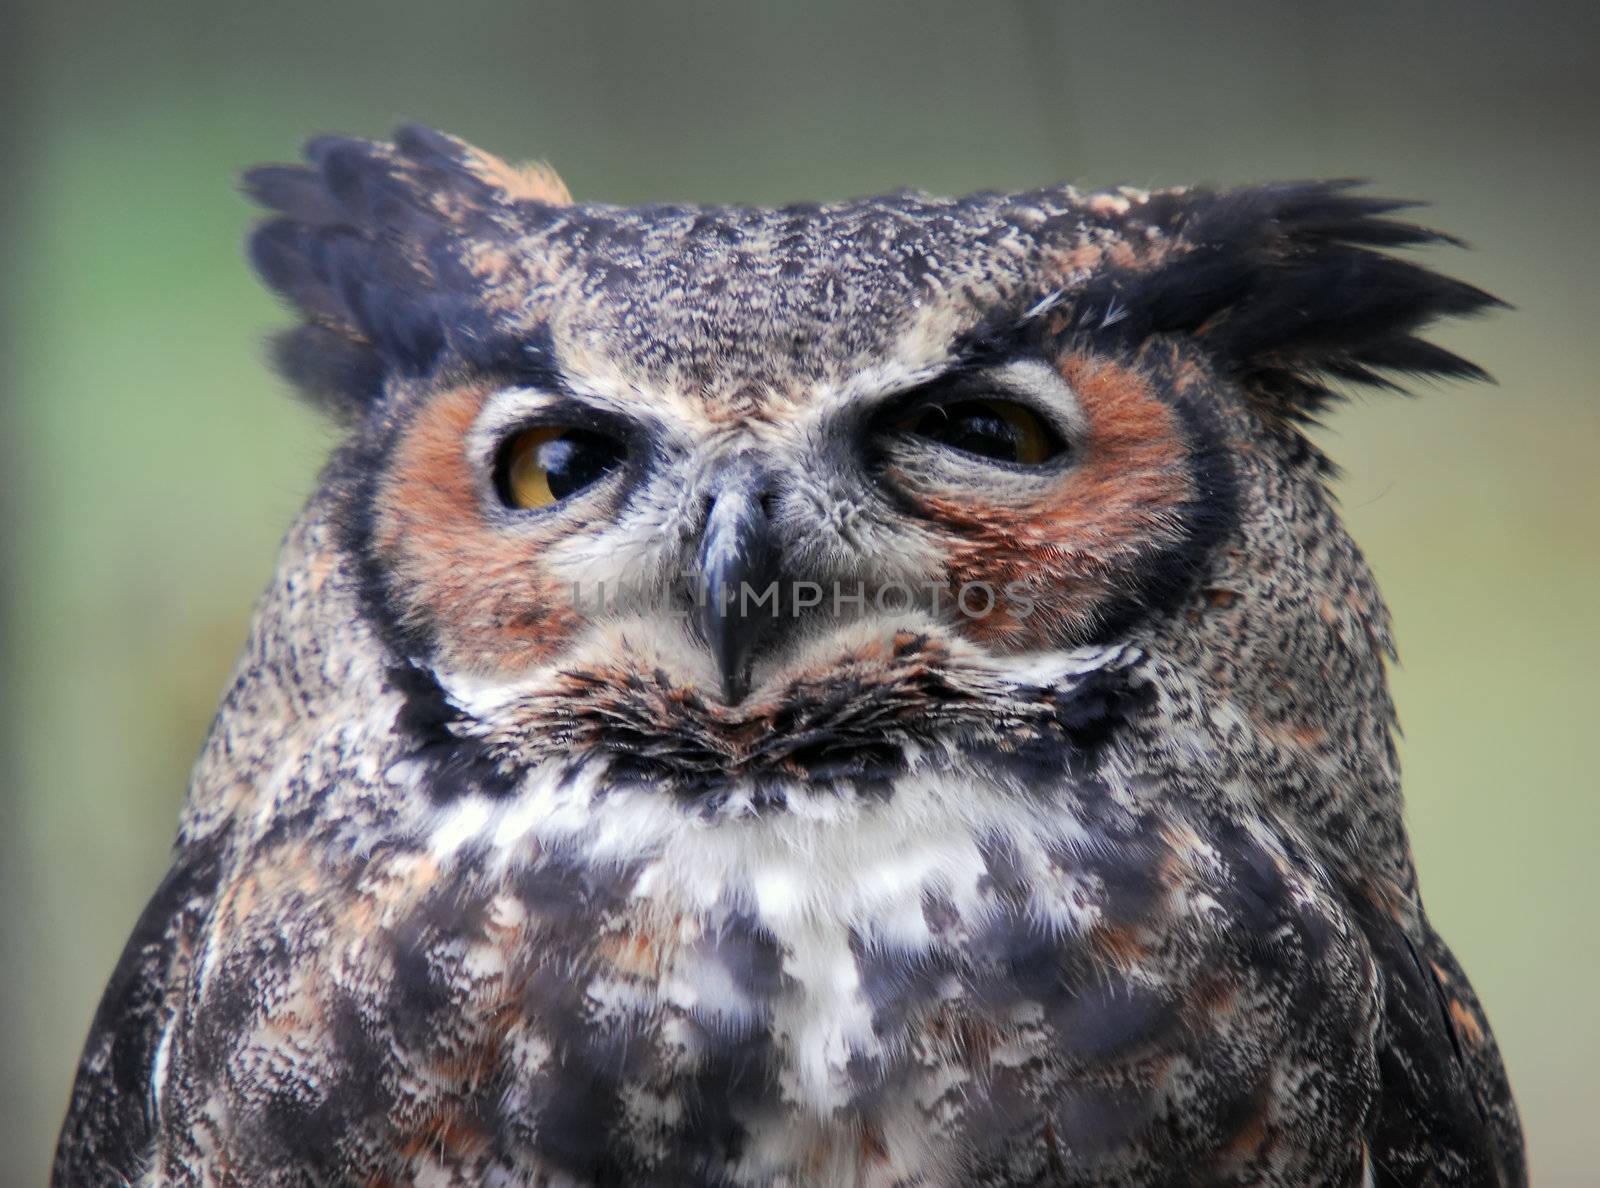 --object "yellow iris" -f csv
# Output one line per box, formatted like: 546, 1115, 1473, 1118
502, 425, 567, 509
982, 400, 1056, 465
